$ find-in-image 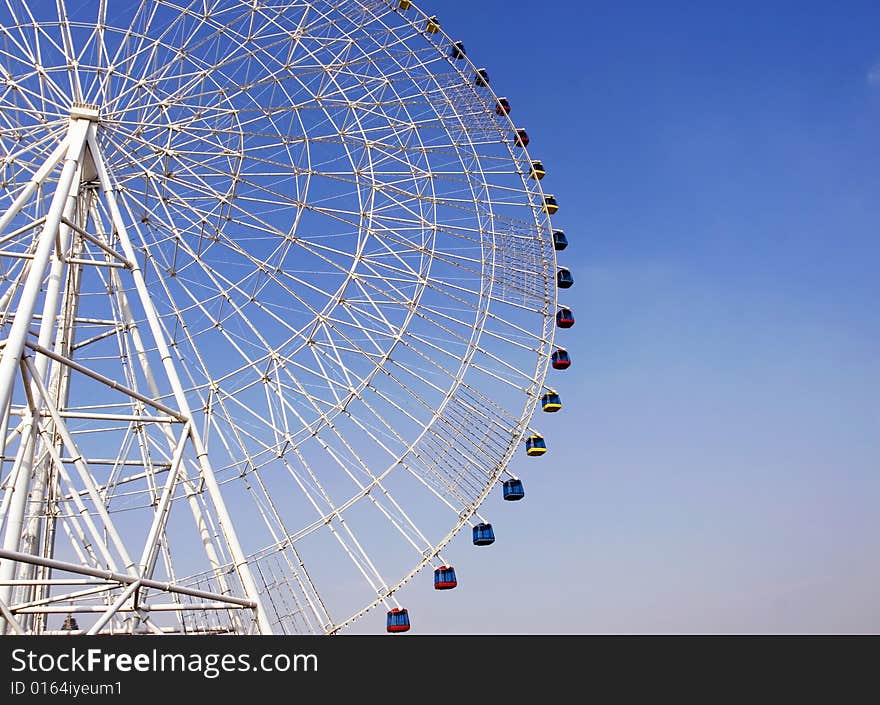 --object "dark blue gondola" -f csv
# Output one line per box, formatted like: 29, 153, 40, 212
495, 97, 511, 116
449, 41, 466, 60
529, 160, 546, 180
475, 68, 490, 87
434, 566, 458, 590
525, 434, 547, 456
387, 607, 411, 633
472, 522, 495, 546
556, 307, 575, 328
503, 479, 525, 501
551, 348, 571, 370
541, 392, 562, 412
553, 230, 568, 251
557, 267, 574, 289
